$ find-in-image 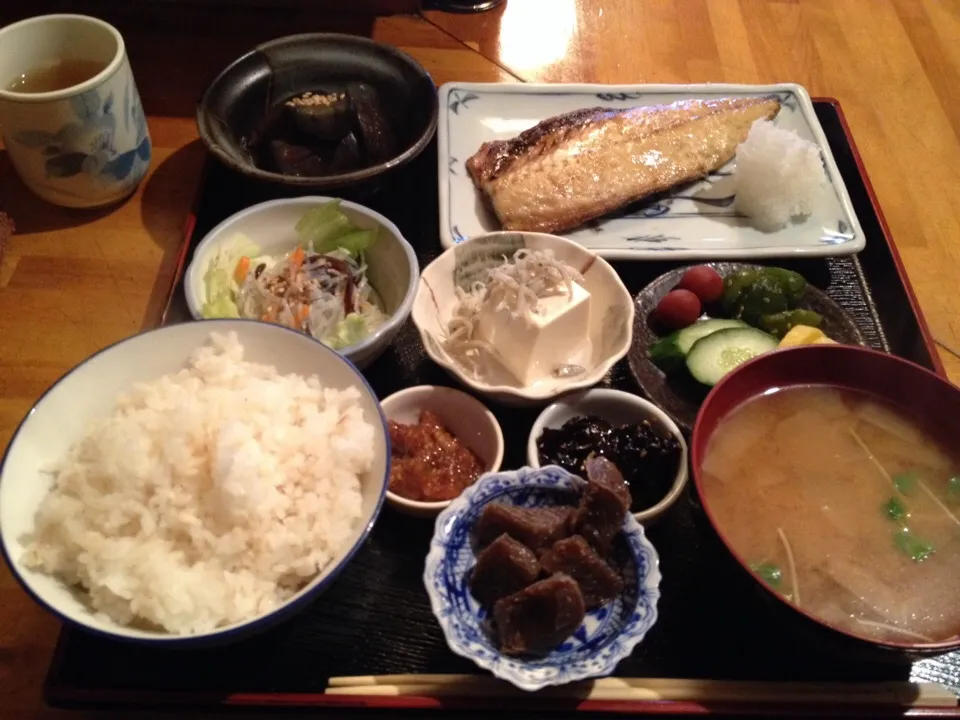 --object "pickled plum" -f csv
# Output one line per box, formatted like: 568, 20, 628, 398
677, 265, 724, 303
655, 289, 701, 329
